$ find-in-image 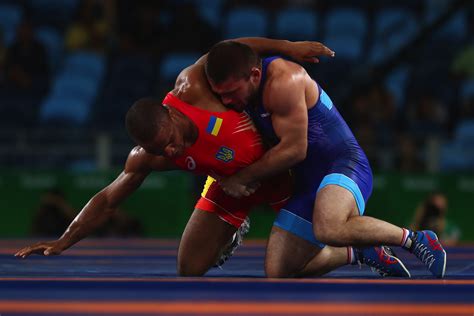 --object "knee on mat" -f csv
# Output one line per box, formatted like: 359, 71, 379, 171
265, 263, 296, 278
177, 260, 208, 277
313, 225, 343, 246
